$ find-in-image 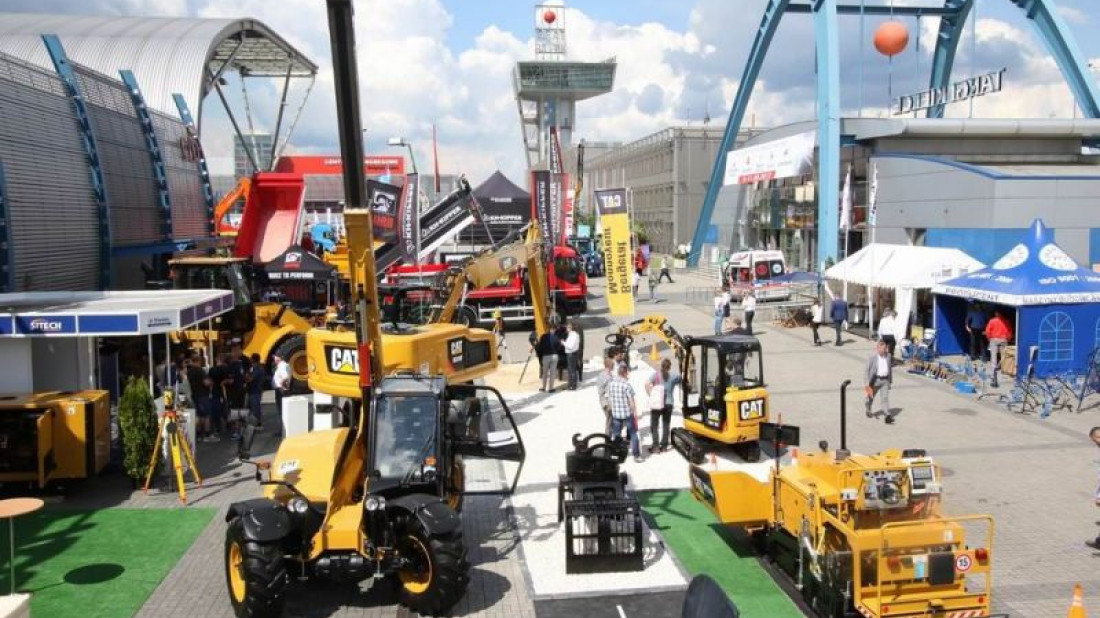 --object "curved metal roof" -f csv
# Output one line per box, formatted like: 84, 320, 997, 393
0, 12, 317, 114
